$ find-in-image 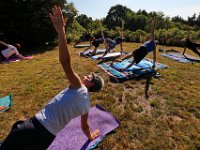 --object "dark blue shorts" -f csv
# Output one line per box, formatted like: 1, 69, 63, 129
133, 46, 148, 64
